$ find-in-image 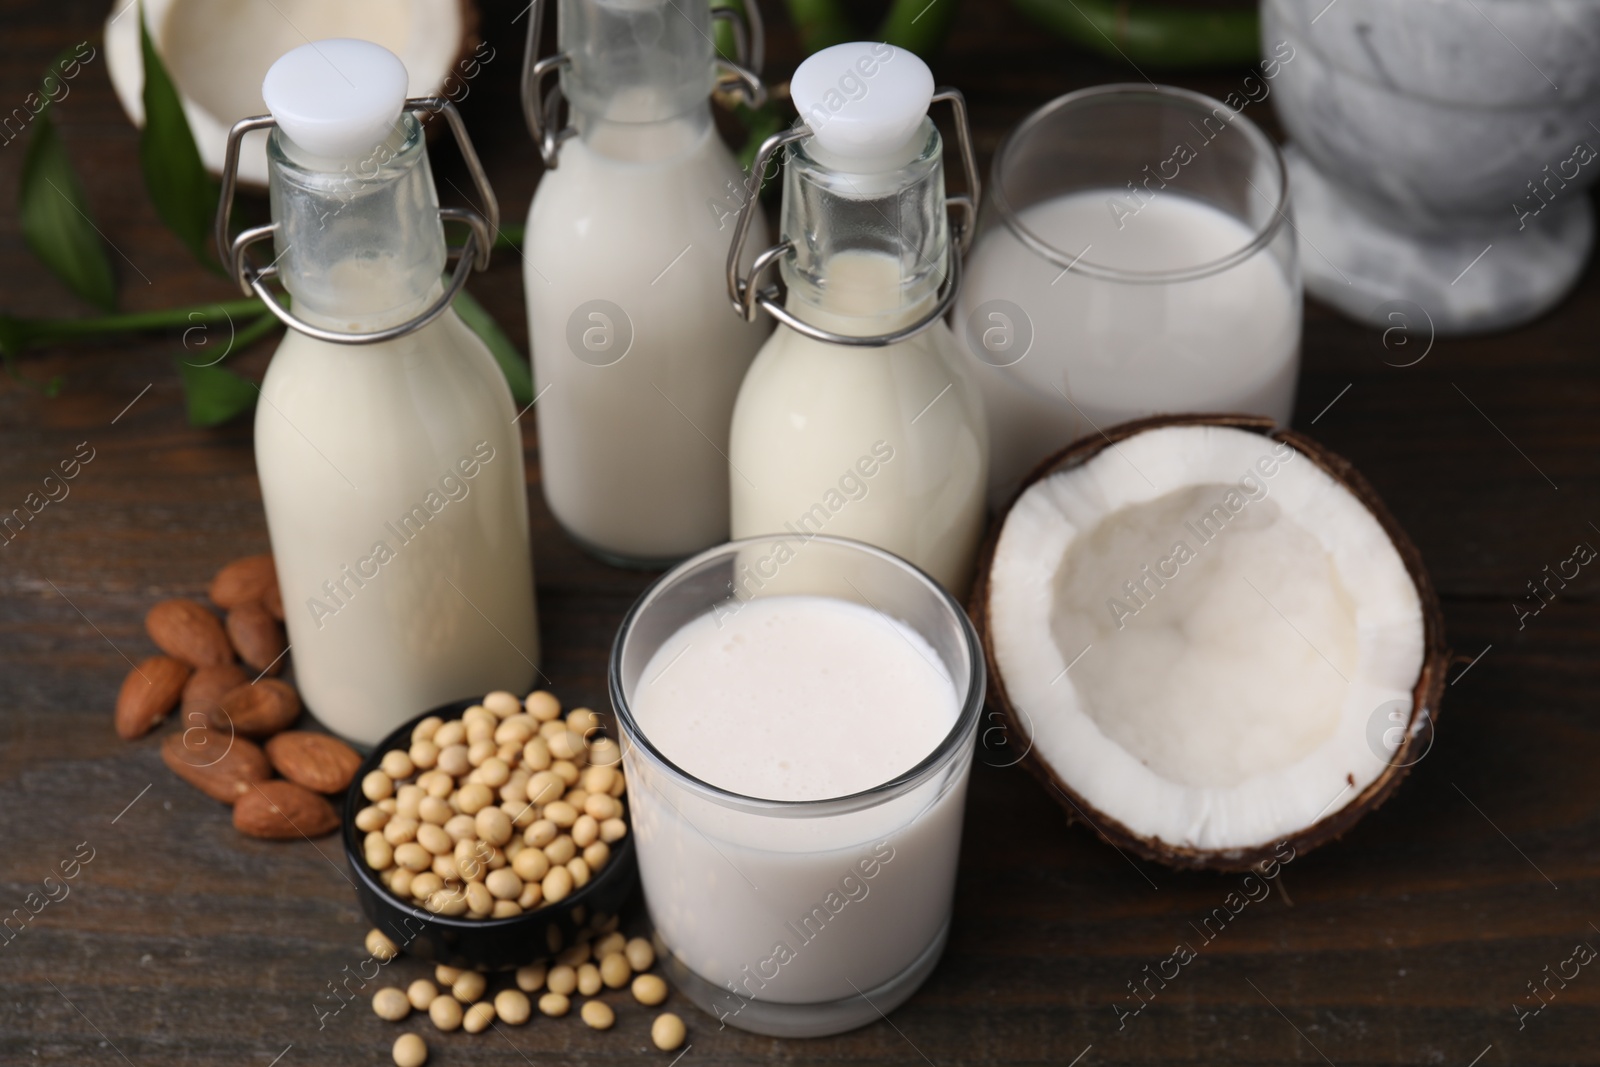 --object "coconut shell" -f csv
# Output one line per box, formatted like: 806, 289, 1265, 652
970, 413, 1451, 871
